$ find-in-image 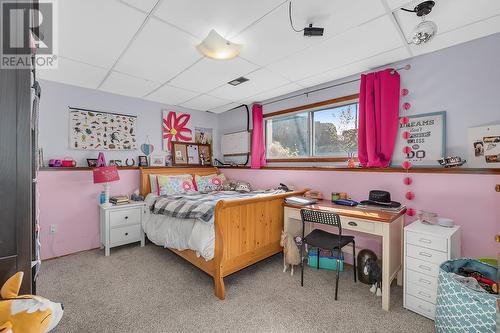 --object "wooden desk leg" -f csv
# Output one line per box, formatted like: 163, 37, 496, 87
382, 223, 391, 311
